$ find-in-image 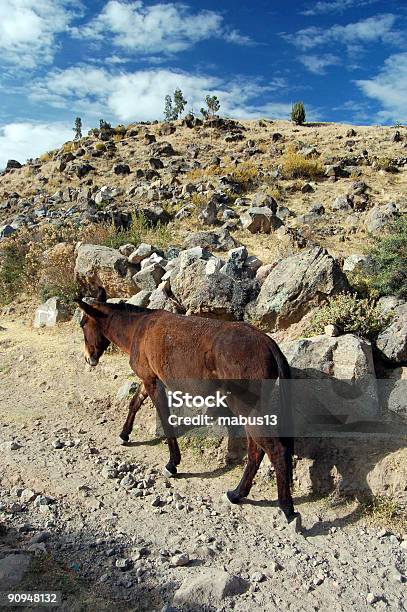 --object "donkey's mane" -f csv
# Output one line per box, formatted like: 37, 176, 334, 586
103, 301, 151, 315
